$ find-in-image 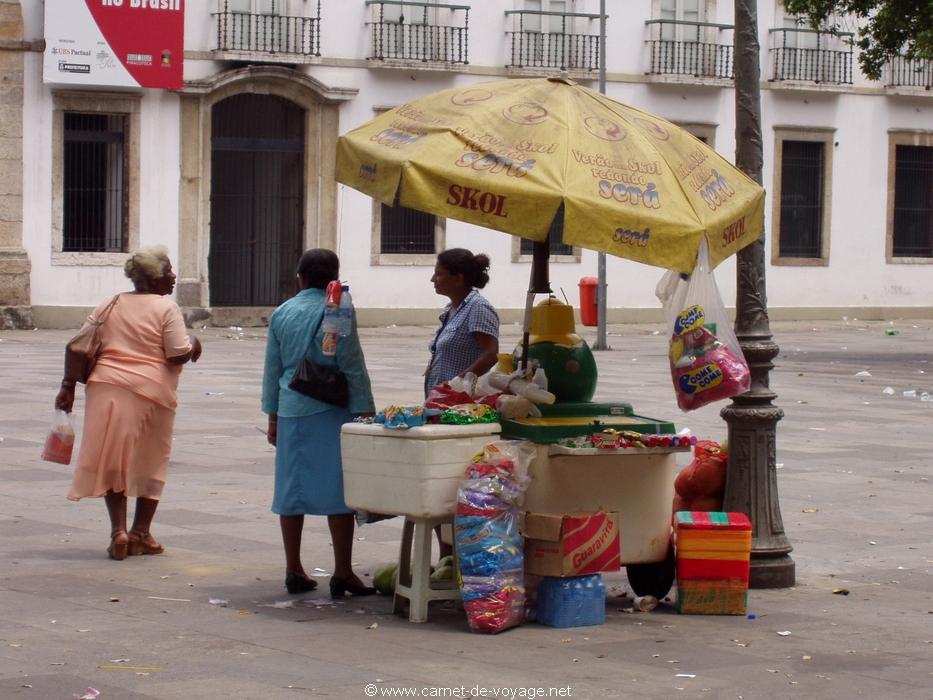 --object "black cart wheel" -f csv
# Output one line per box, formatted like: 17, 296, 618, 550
625, 543, 675, 599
